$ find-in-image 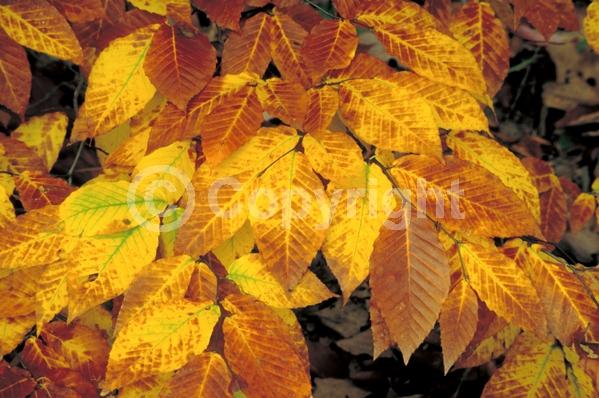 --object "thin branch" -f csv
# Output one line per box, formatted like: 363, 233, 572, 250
304, 0, 338, 19
67, 141, 86, 184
